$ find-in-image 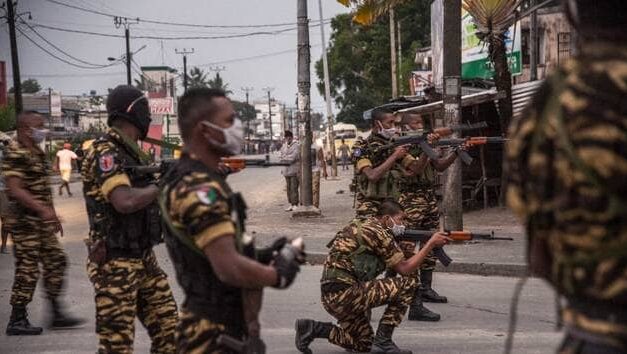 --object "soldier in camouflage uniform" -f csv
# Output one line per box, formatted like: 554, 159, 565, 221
82, 86, 178, 353
4, 112, 83, 335
353, 108, 430, 219
161, 88, 302, 353
506, 2, 627, 353
397, 113, 467, 322
296, 201, 449, 354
